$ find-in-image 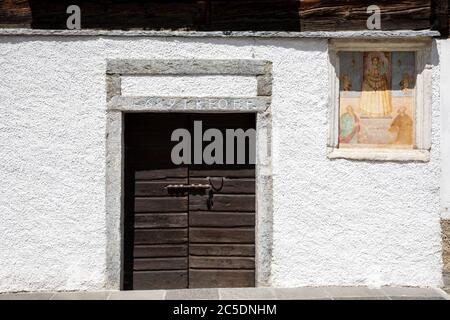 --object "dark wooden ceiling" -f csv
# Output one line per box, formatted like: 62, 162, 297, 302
0, 0, 448, 37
